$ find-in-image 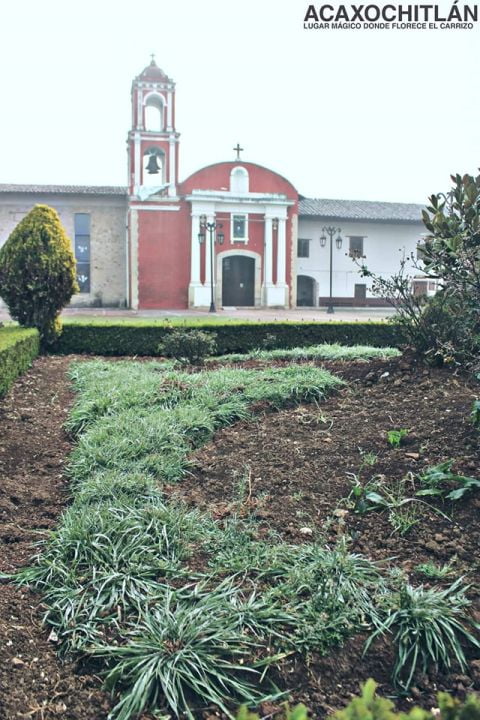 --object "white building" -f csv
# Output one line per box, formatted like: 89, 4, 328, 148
296, 198, 427, 307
